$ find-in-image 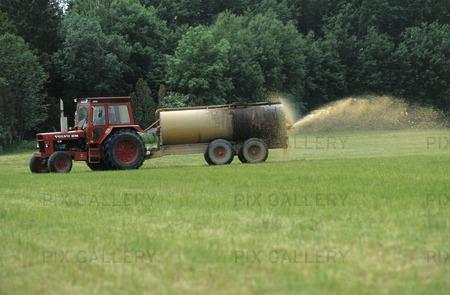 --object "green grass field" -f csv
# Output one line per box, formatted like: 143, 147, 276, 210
1, 129, 449, 294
